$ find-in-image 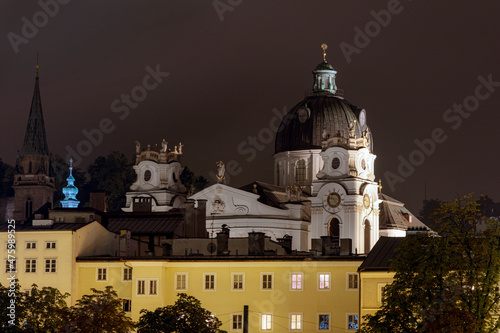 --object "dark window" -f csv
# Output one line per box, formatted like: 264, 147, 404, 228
332, 157, 340, 169
364, 220, 371, 252
329, 218, 340, 243
144, 170, 152, 181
